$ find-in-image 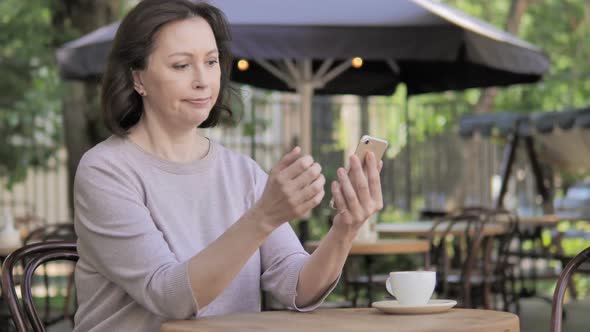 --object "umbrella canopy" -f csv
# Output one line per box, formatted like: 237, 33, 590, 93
460, 107, 590, 138
56, 0, 550, 153
57, 0, 549, 94
459, 107, 590, 172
